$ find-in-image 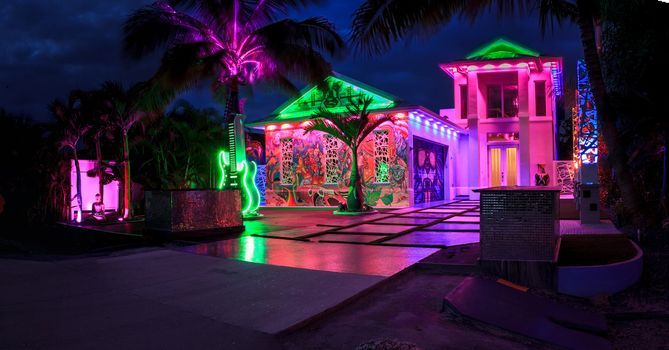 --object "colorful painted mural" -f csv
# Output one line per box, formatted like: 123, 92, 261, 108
576, 59, 598, 165
413, 138, 446, 204
264, 122, 409, 207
